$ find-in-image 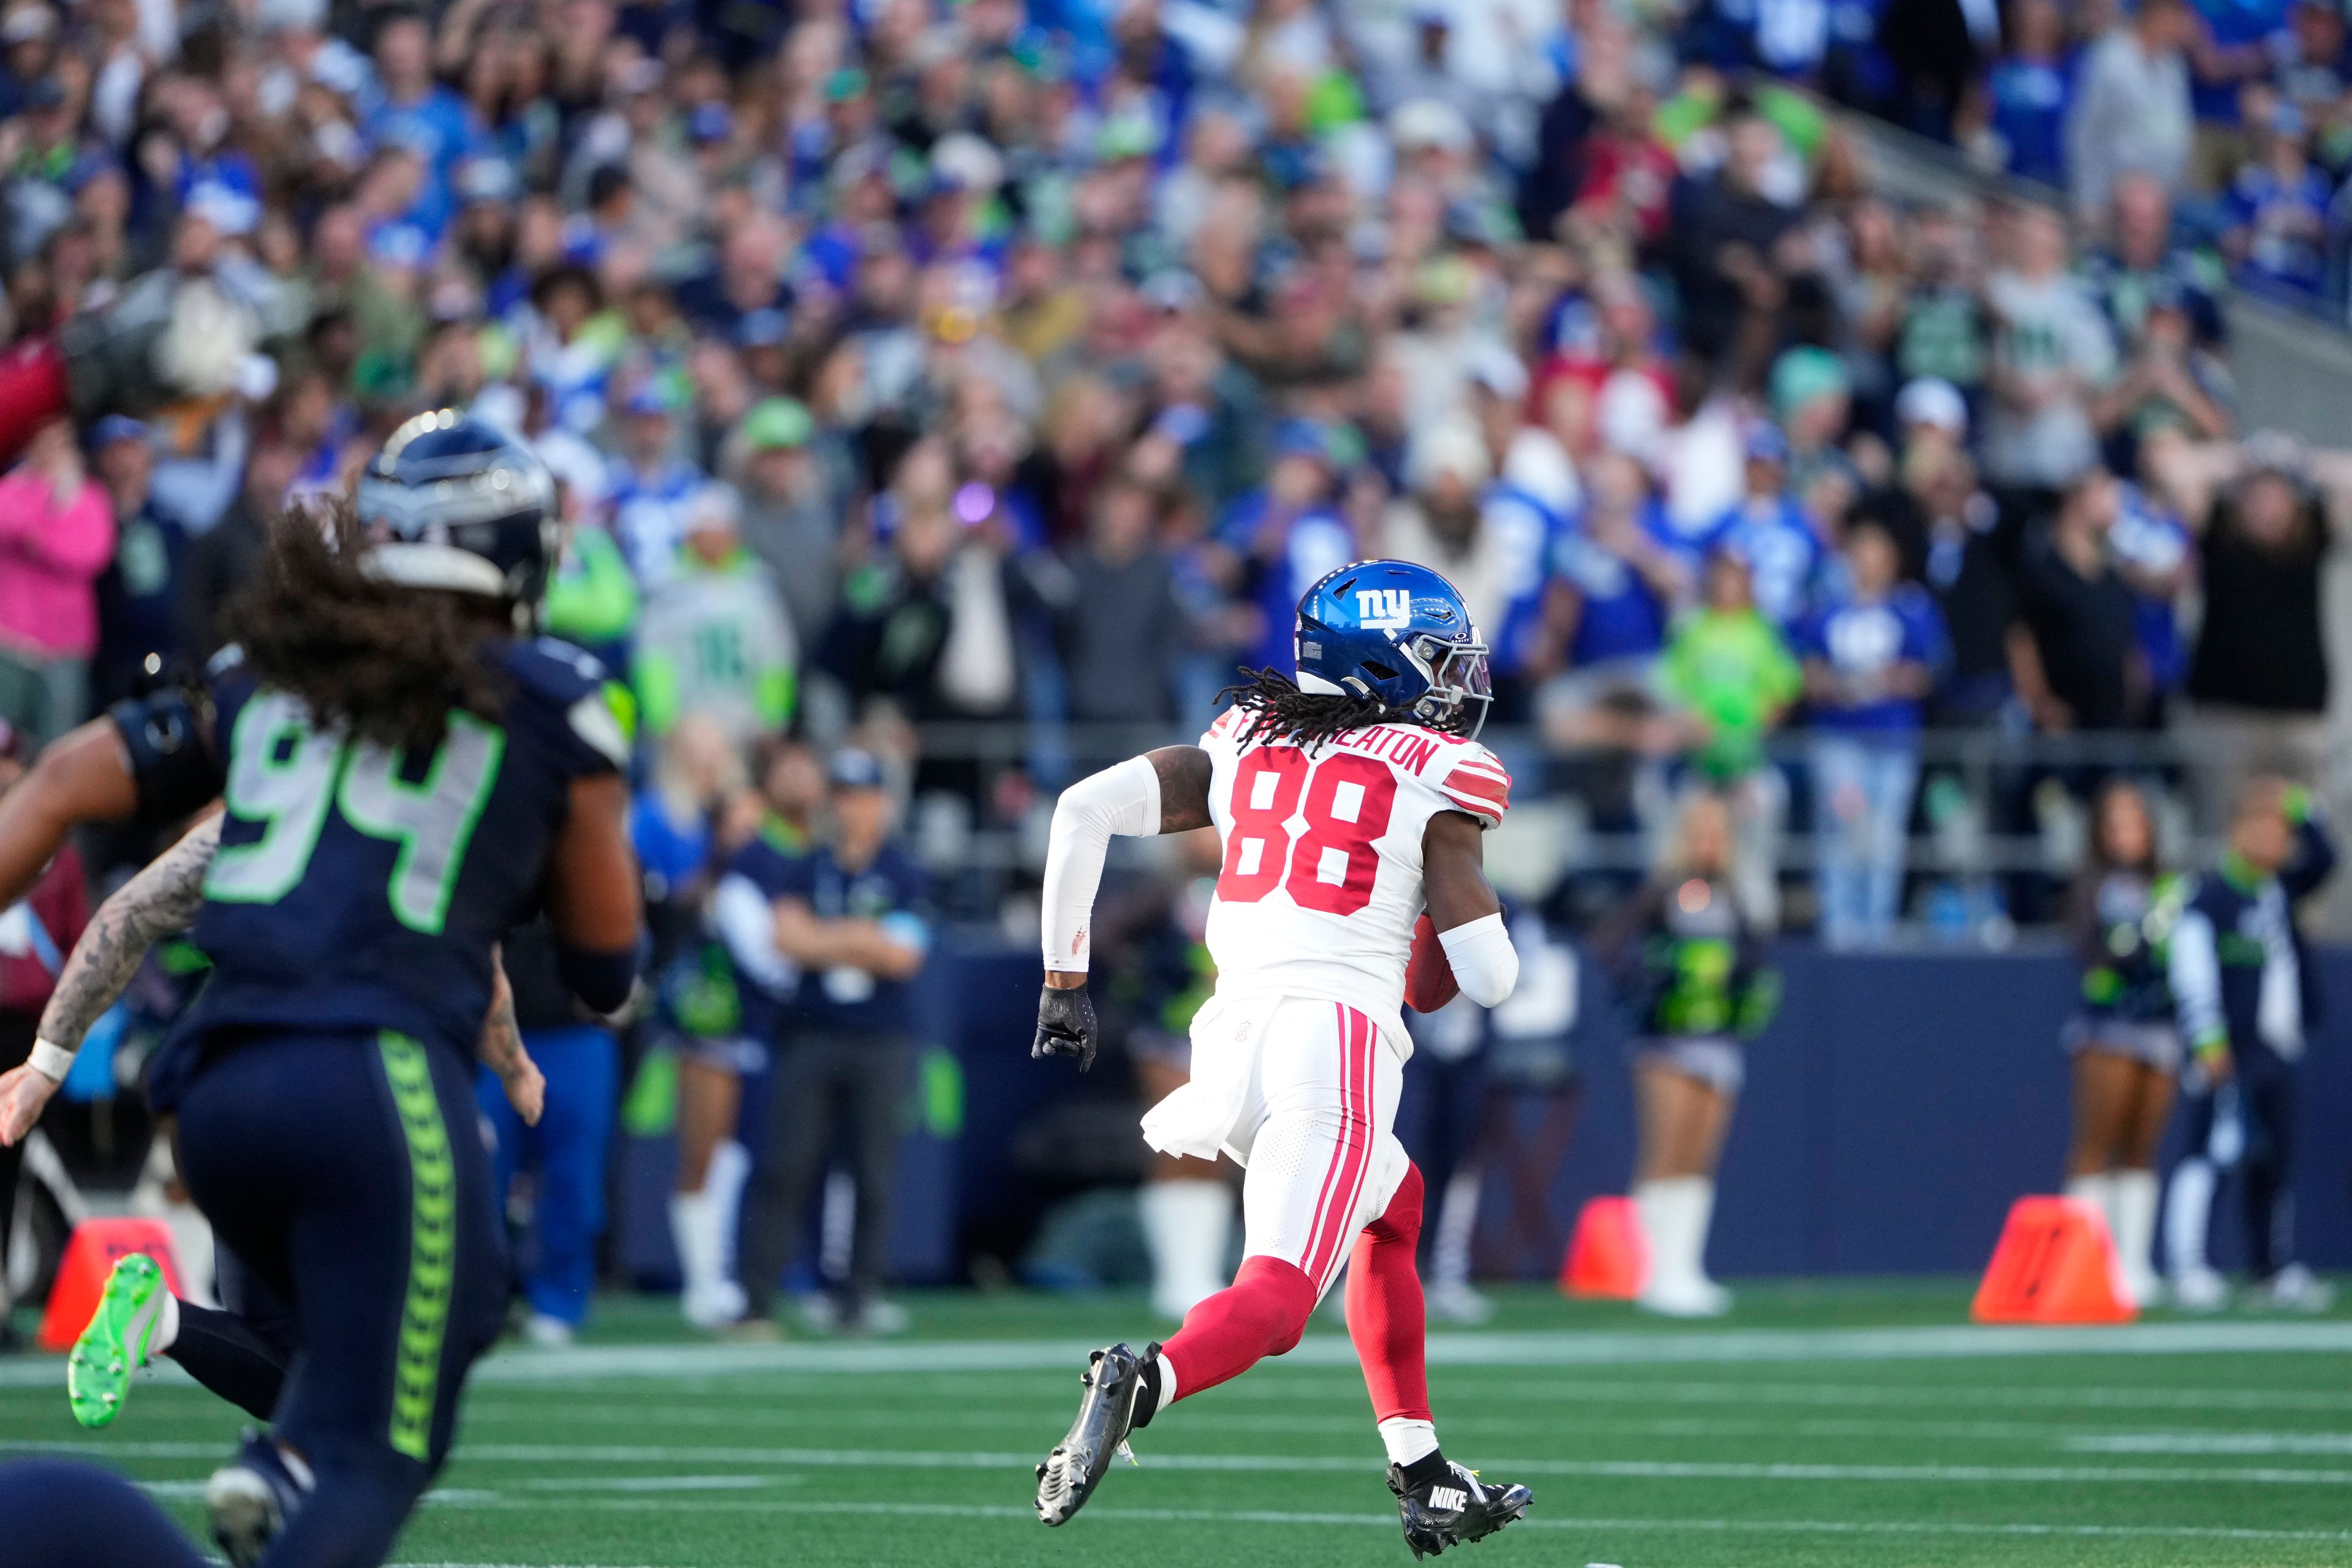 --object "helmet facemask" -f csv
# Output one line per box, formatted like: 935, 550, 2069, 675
1401, 630, 1492, 739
